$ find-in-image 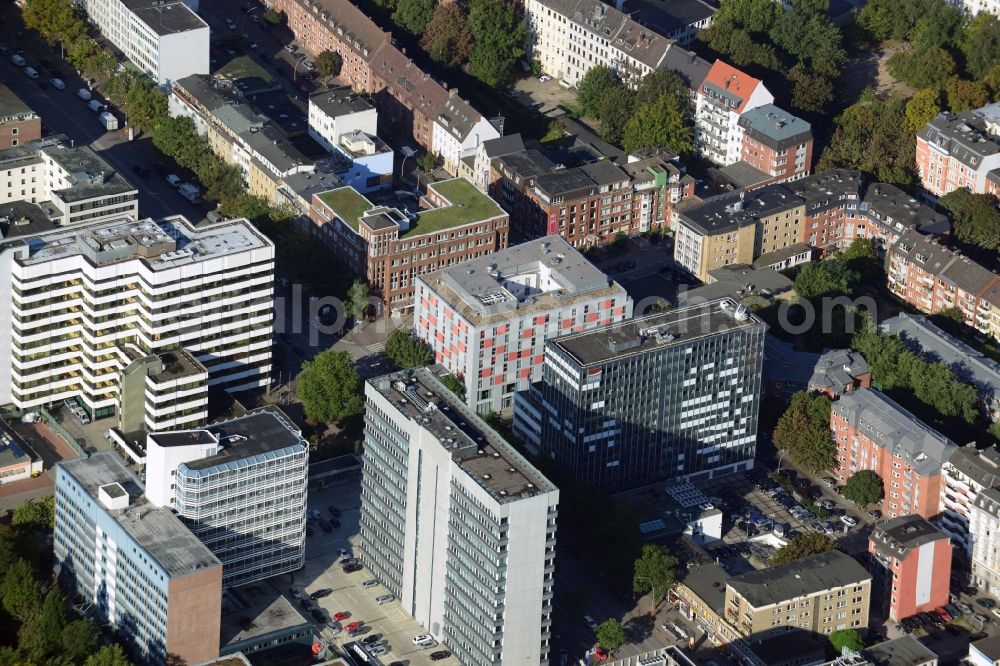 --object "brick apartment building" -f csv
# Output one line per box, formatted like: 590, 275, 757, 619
736, 104, 813, 185
0, 85, 40, 149
831, 388, 957, 520
786, 169, 862, 254
270, 0, 498, 177
489, 148, 694, 246
916, 106, 1000, 198
887, 230, 1000, 339
414, 236, 632, 413
309, 178, 509, 314
868, 515, 952, 622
